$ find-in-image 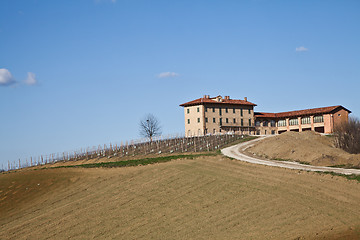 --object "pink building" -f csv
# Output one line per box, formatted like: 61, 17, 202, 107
180, 95, 351, 136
